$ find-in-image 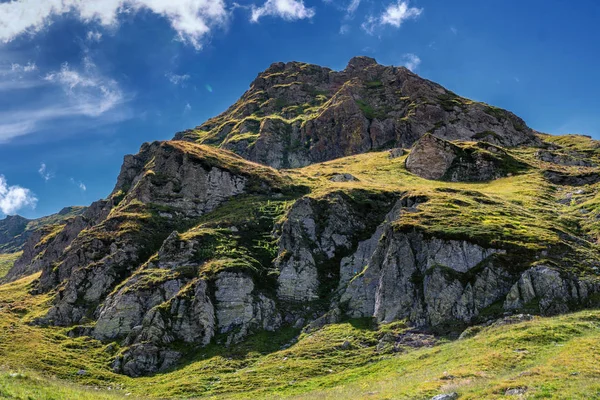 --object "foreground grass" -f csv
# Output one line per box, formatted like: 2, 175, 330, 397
2, 273, 600, 399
